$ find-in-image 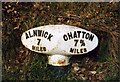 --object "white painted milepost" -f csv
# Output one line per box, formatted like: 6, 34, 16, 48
21, 24, 98, 66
